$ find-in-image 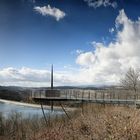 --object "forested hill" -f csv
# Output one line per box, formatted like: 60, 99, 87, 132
0, 86, 30, 101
